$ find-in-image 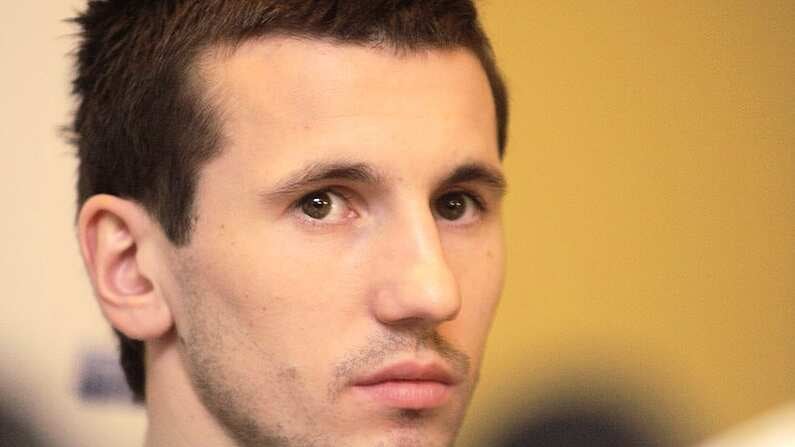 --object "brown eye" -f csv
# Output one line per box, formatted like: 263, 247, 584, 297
434, 192, 469, 221
301, 191, 333, 219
